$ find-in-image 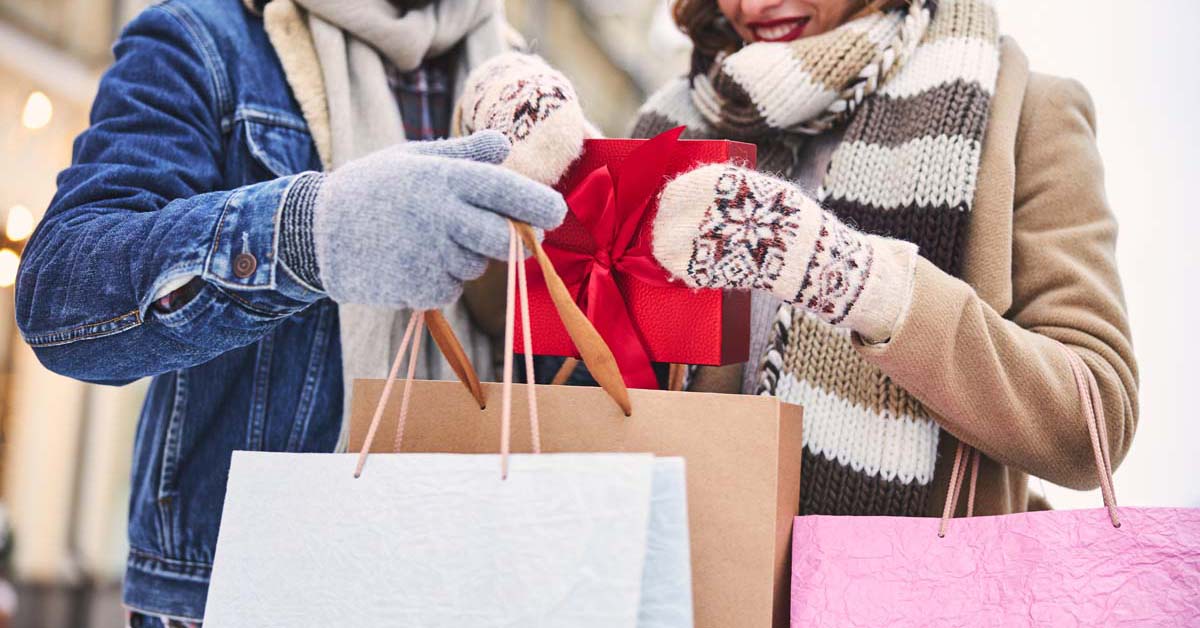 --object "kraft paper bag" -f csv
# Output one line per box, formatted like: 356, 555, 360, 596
205, 451, 686, 627
350, 381, 803, 628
